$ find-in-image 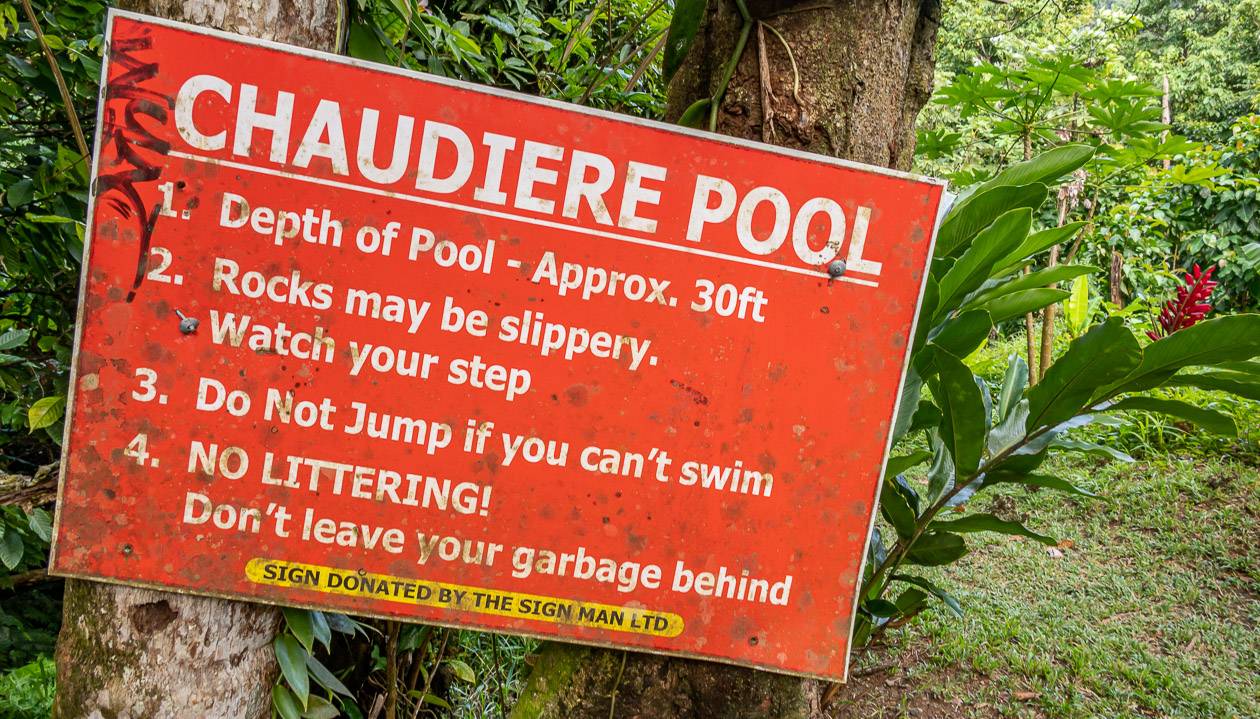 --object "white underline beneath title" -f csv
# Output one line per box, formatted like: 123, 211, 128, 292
167, 150, 880, 288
